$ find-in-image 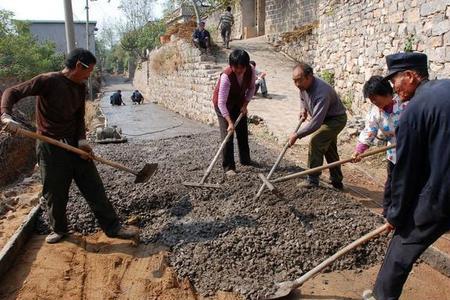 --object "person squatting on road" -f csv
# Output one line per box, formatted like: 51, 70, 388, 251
288, 63, 347, 190
218, 6, 234, 49
363, 52, 450, 300
131, 90, 144, 104
192, 21, 211, 54
110, 89, 125, 106
249, 60, 271, 99
212, 49, 256, 177
0, 48, 139, 244
351, 76, 408, 217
